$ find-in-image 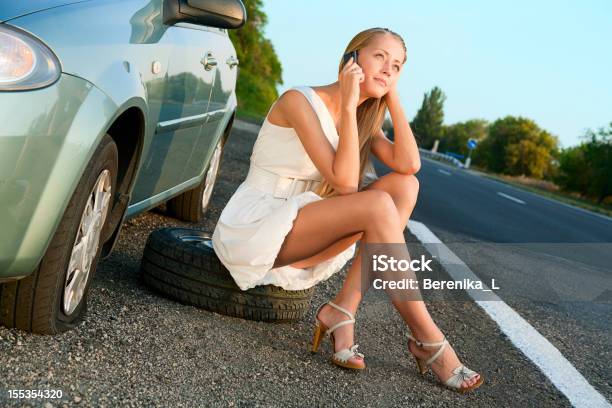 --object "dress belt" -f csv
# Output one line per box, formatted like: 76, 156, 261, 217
244, 163, 322, 199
